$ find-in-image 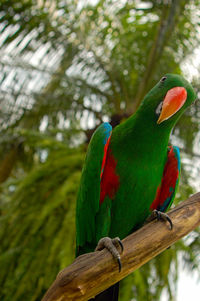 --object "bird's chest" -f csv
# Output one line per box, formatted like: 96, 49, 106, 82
117, 155, 163, 201
100, 148, 164, 206
100, 148, 165, 238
